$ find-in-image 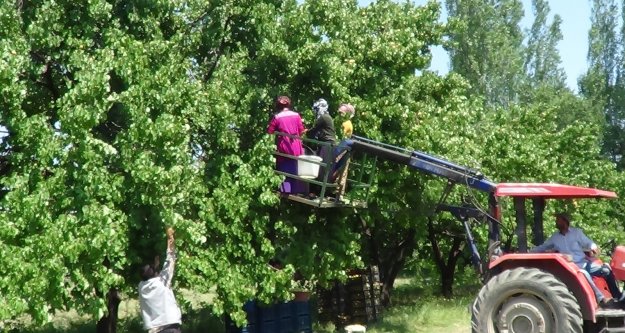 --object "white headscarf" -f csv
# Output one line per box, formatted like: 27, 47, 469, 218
312, 98, 329, 119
